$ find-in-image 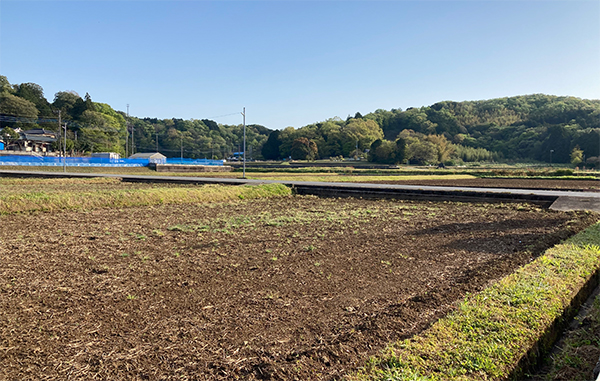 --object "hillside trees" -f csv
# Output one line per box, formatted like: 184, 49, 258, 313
291, 137, 318, 160
53, 91, 81, 118
262, 130, 282, 160
1, 75, 598, 164
124, 117, 270, 159
14, 83, 53, 119
266, 117, 385, 160
0, 76, 272, 158
0, 92, 39, 120
362, 94, 600, 164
